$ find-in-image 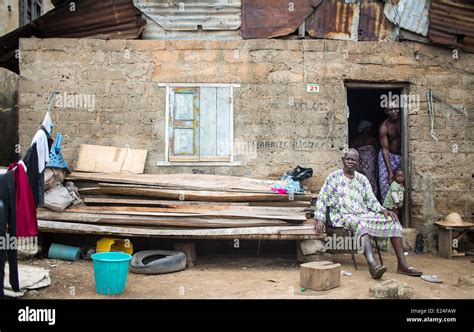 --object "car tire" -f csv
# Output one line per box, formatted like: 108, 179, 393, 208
130, 250, 187, 275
